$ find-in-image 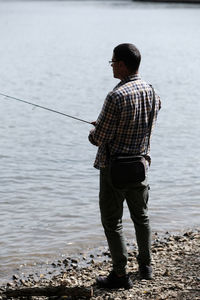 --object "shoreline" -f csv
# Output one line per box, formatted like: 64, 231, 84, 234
133, 0, 200, 3
0, 229, 199, 299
